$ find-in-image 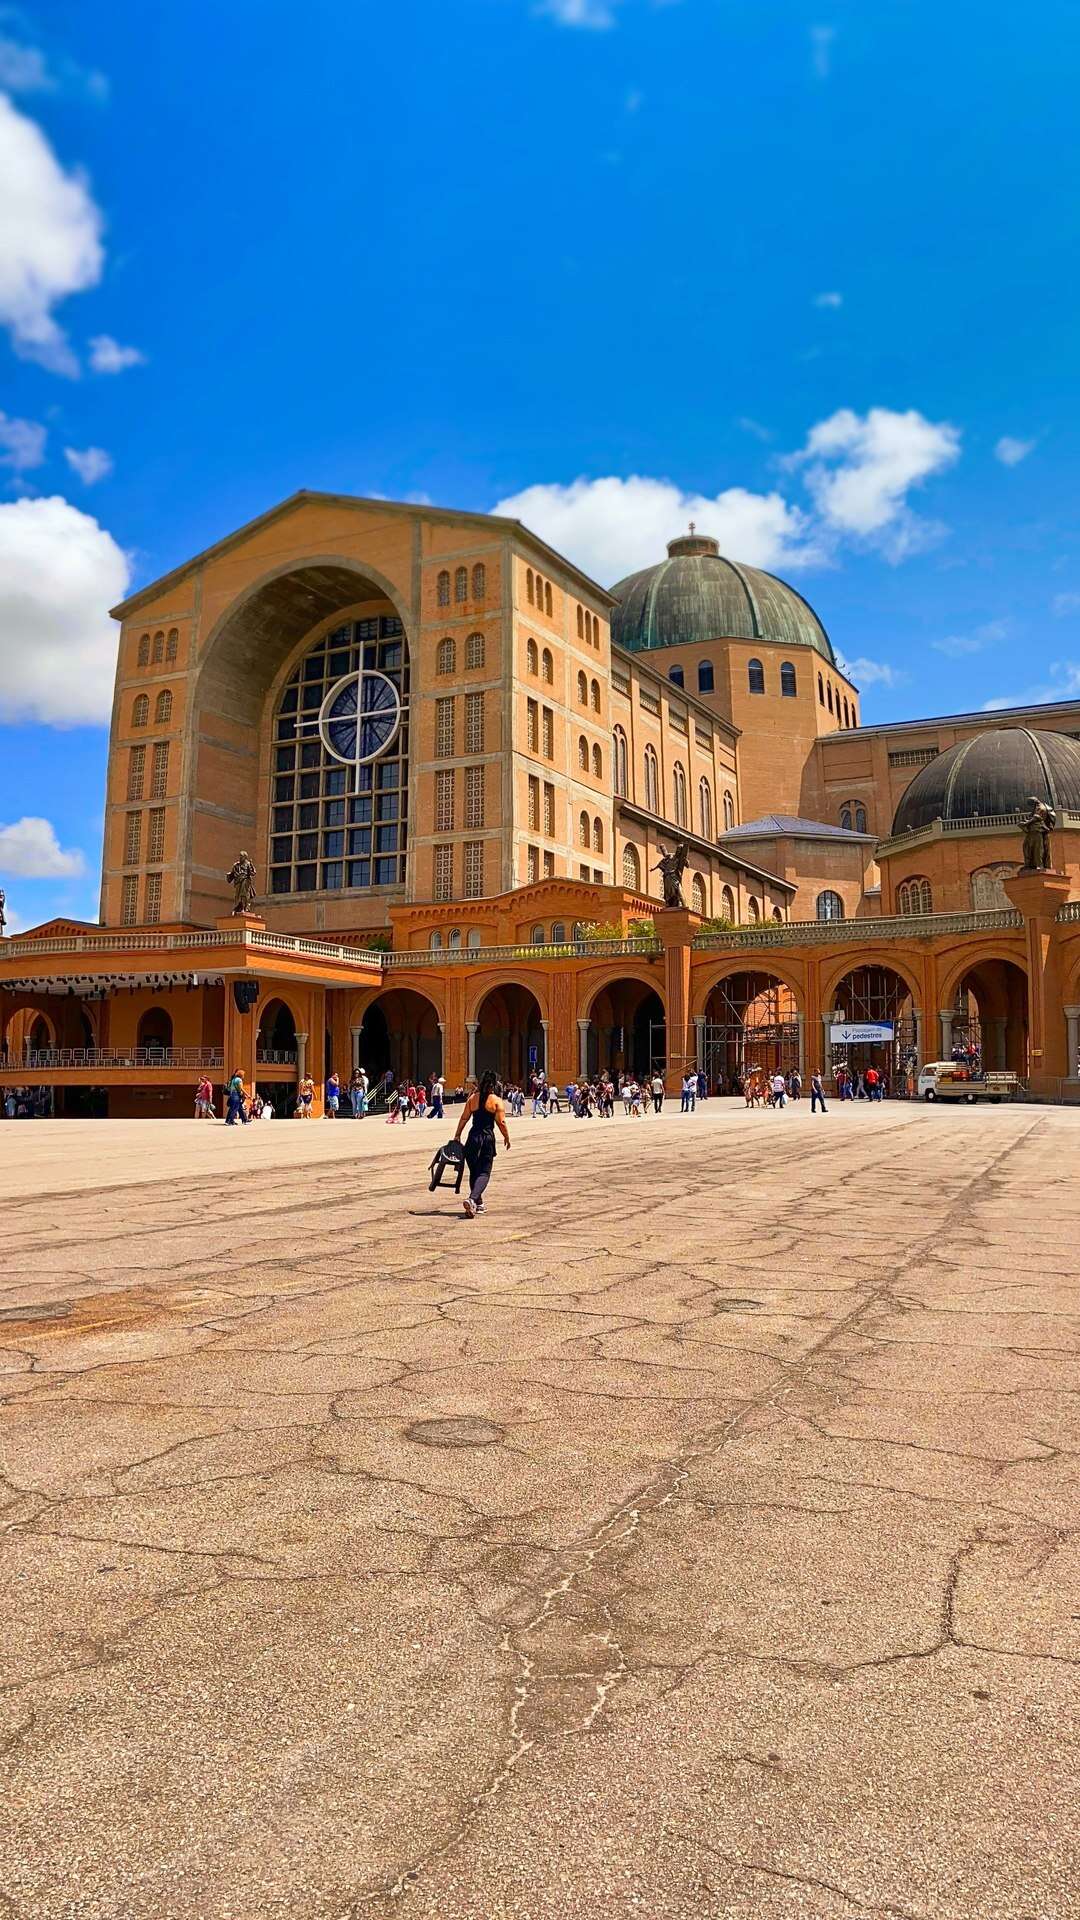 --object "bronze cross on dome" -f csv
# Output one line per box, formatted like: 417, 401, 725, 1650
688, 520, 696, 535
